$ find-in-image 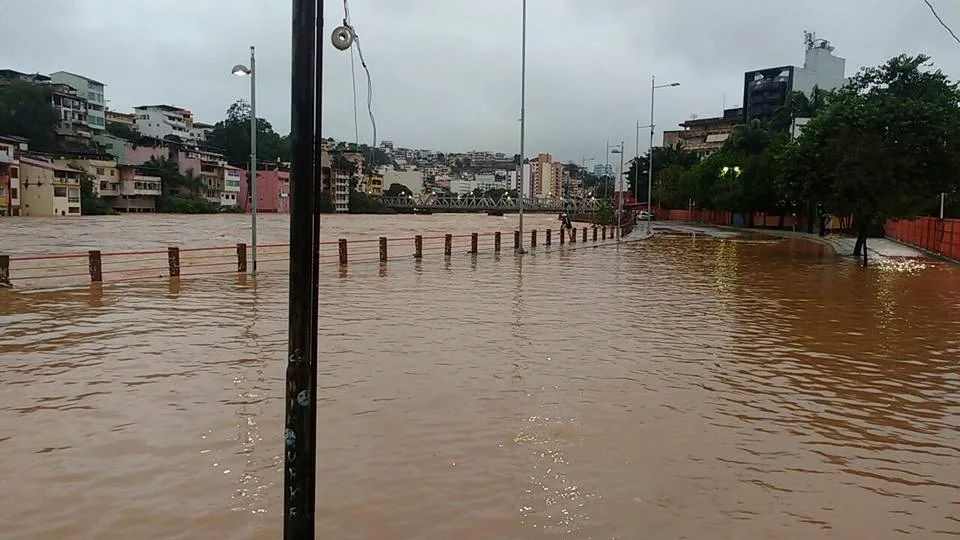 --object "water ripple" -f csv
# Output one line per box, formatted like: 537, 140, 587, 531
1, 215, 959, 539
